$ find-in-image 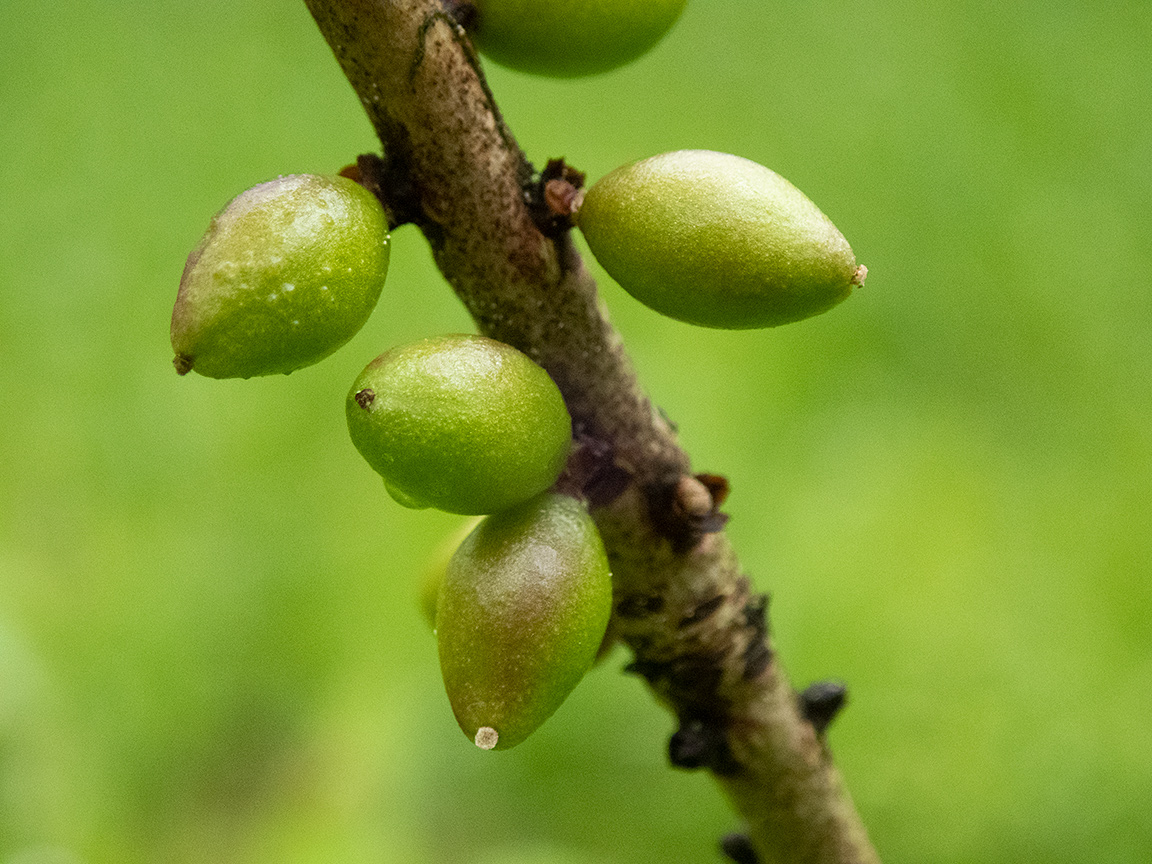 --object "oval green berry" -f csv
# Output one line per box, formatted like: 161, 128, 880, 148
345, 335, 572, 516
436, 492, 612, 750
468, 0, 686, 78
575, 150, 866, 329
171, 174, 390, 378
